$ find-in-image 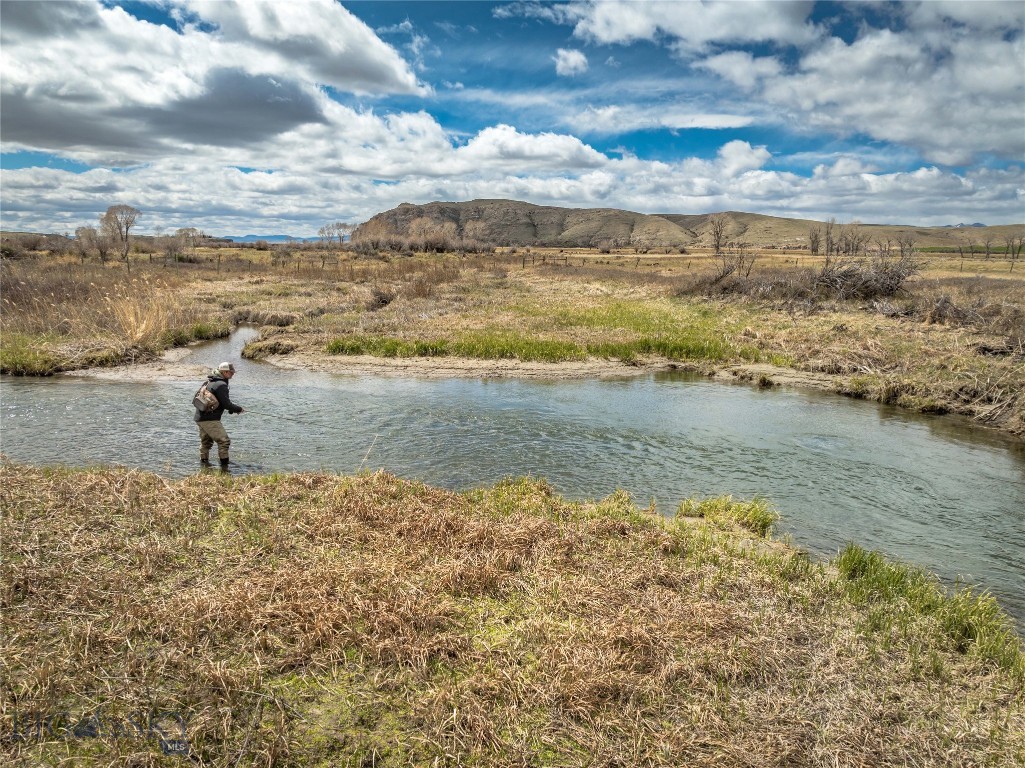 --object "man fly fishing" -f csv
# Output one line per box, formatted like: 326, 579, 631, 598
194, 361, 244, 469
